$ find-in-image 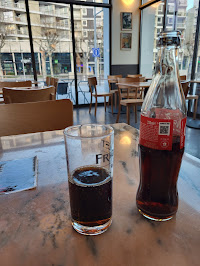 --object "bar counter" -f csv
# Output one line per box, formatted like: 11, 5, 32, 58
0, 123, 199, 266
